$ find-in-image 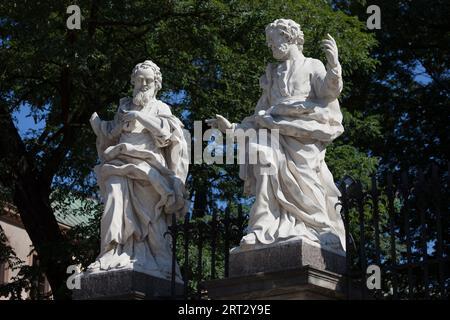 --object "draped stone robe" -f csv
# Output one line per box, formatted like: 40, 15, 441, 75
237, 56, 346, 251
90, 97, 189, 280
